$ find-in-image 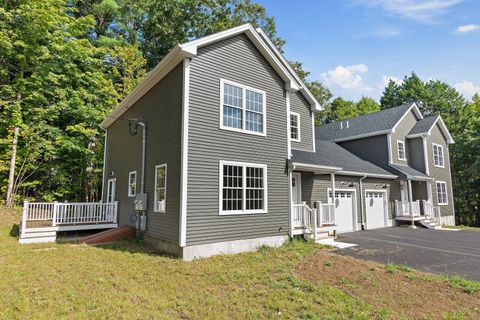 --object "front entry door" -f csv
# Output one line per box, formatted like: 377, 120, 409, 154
292, 173, 302, 204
